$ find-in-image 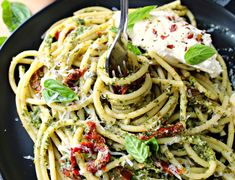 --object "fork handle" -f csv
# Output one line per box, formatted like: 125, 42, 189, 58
119, 0, 128, 37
